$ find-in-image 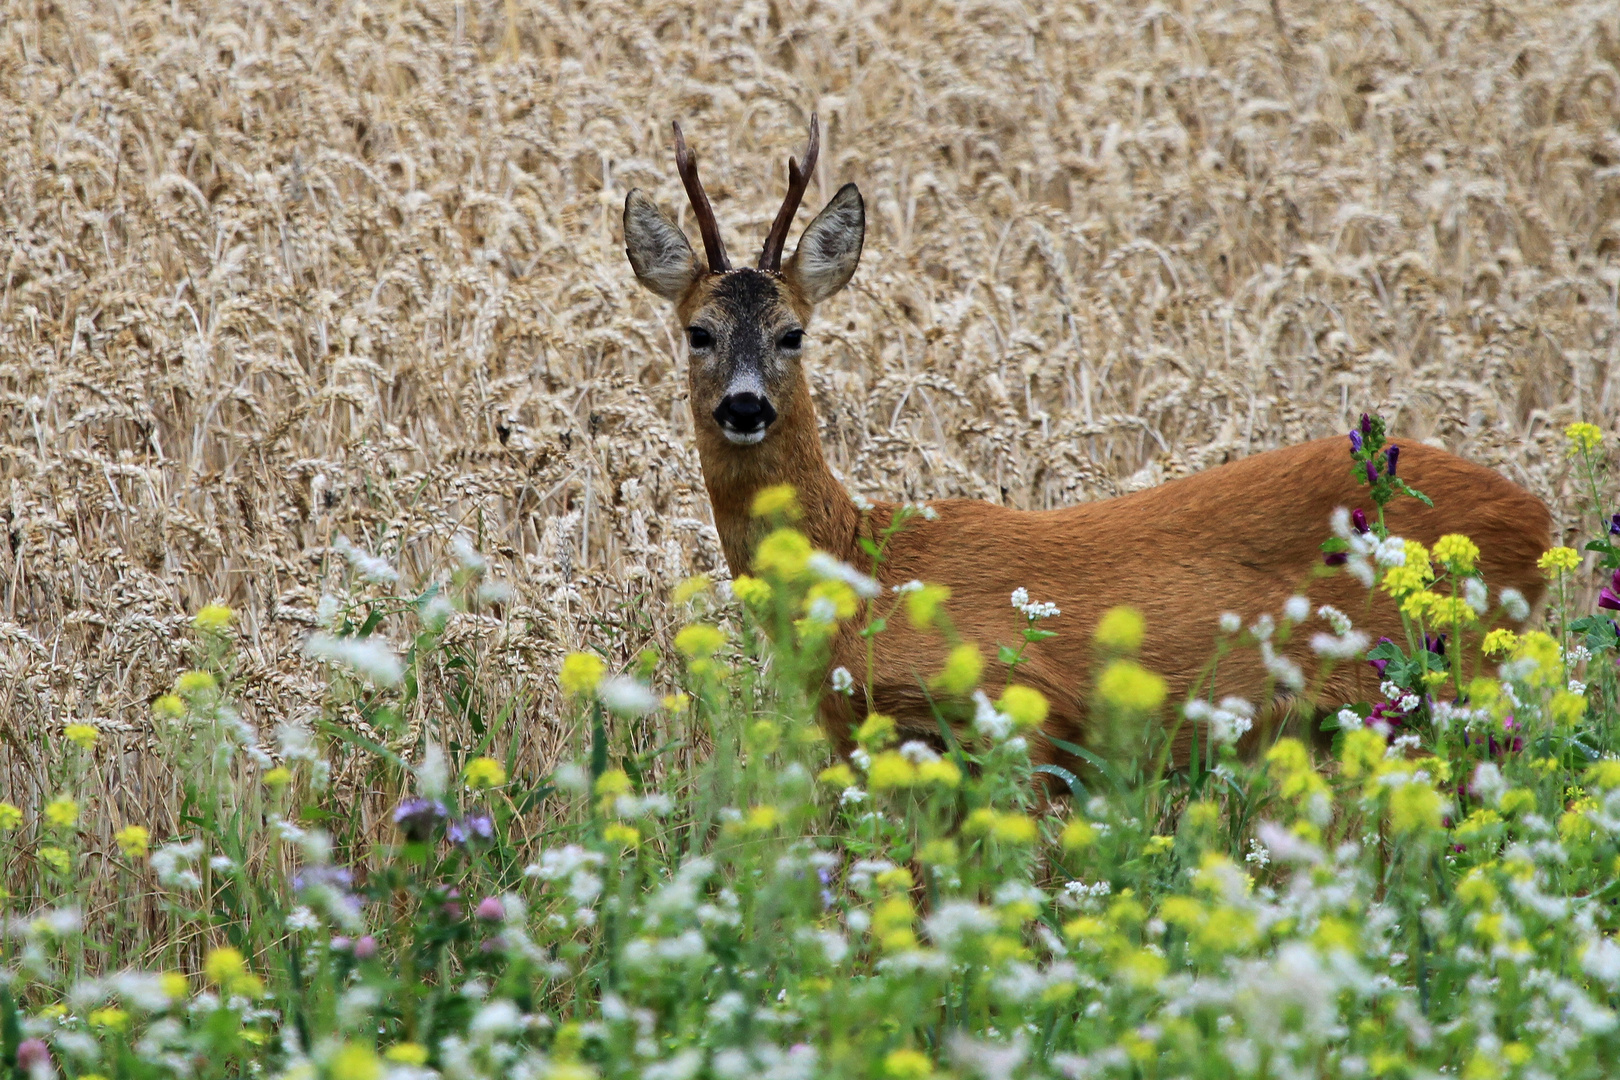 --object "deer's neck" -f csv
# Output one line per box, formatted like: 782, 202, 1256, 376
695, 379, 860, 575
